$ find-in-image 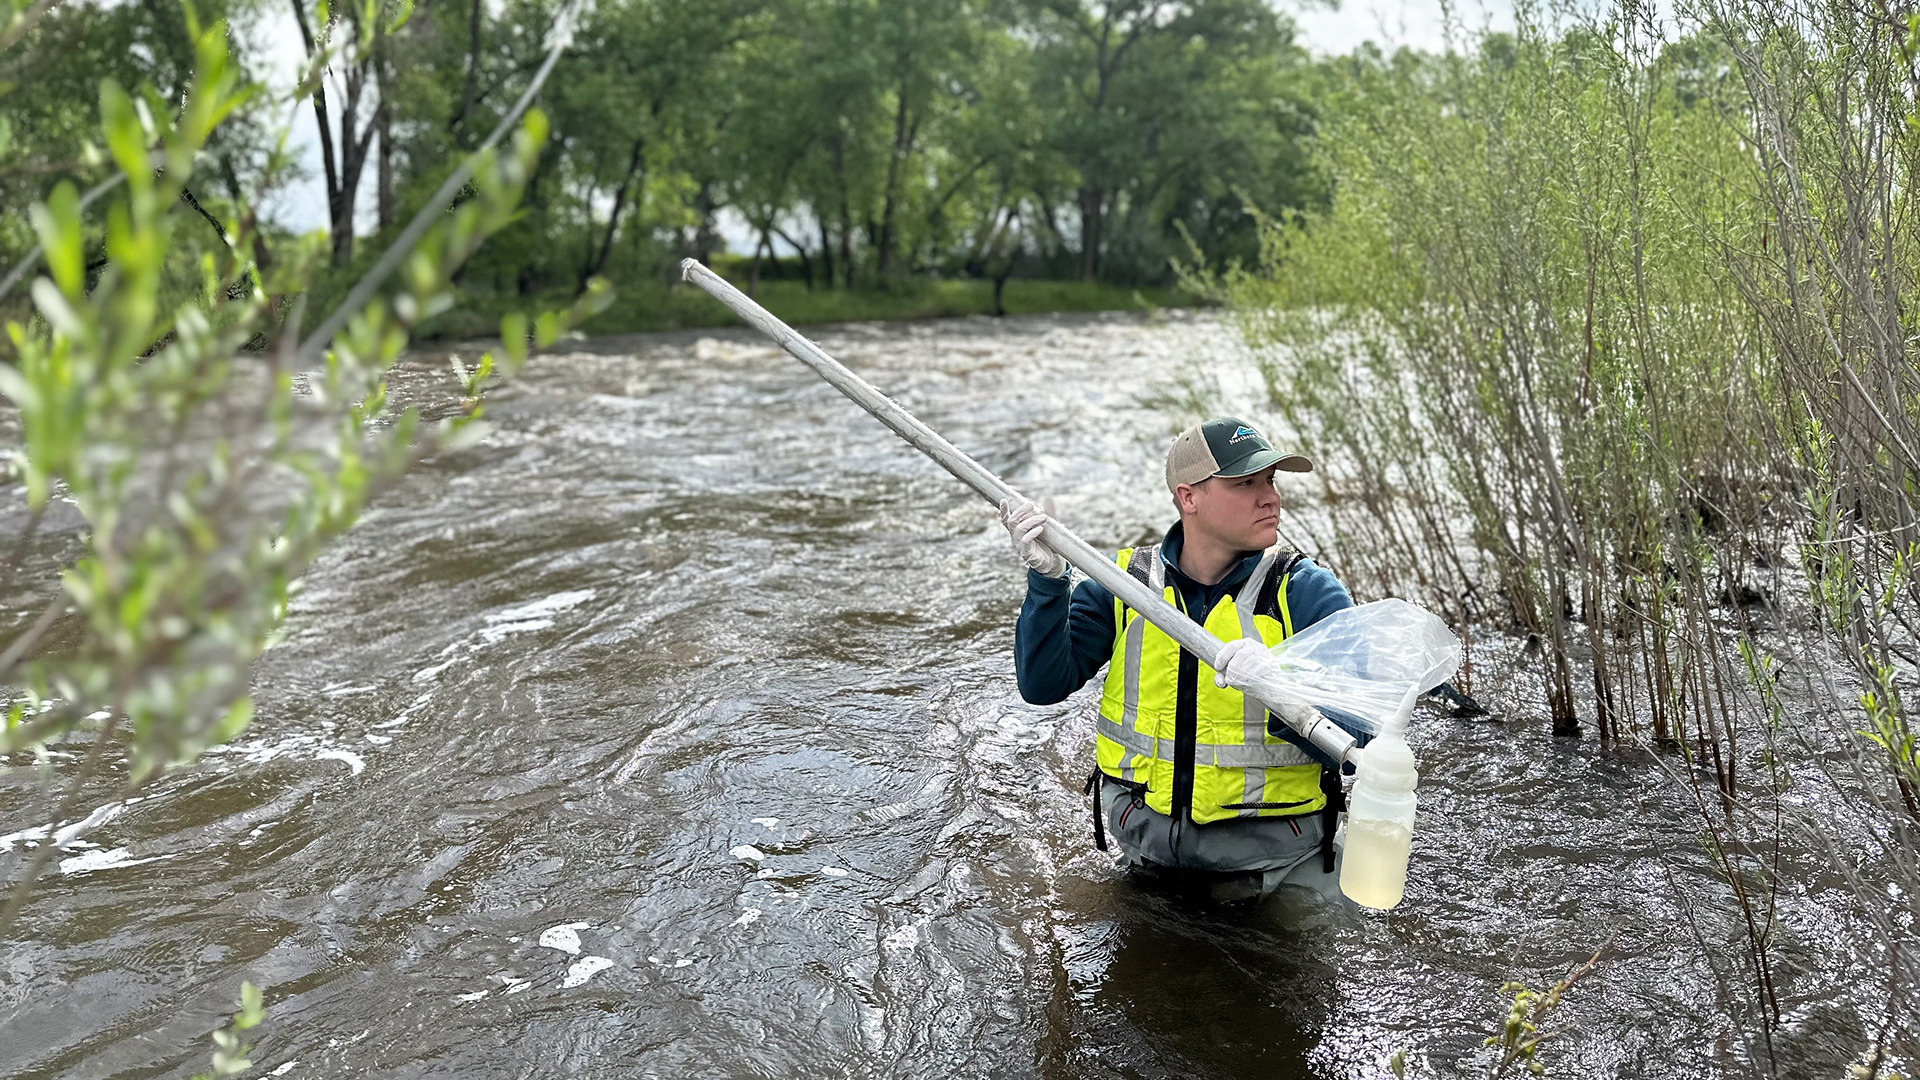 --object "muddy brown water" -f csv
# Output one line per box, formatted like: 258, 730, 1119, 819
0, 312, 1882, 1078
